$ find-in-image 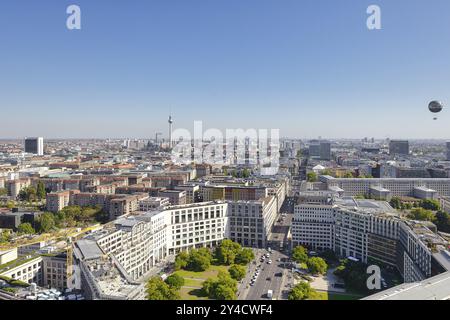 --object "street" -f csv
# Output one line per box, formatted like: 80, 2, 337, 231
240, 249, 290, 300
